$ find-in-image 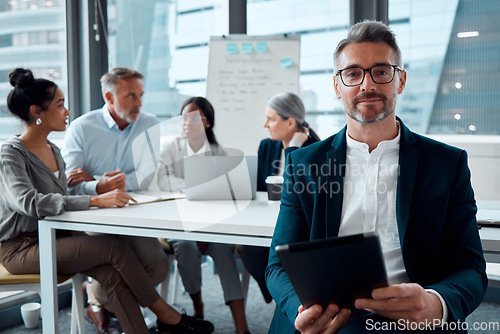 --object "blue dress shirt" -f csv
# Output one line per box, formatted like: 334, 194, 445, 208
62, 105, 159, 195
